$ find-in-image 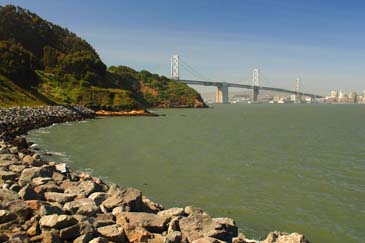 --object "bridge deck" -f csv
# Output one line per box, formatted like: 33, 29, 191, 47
178, 79, 323, 98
